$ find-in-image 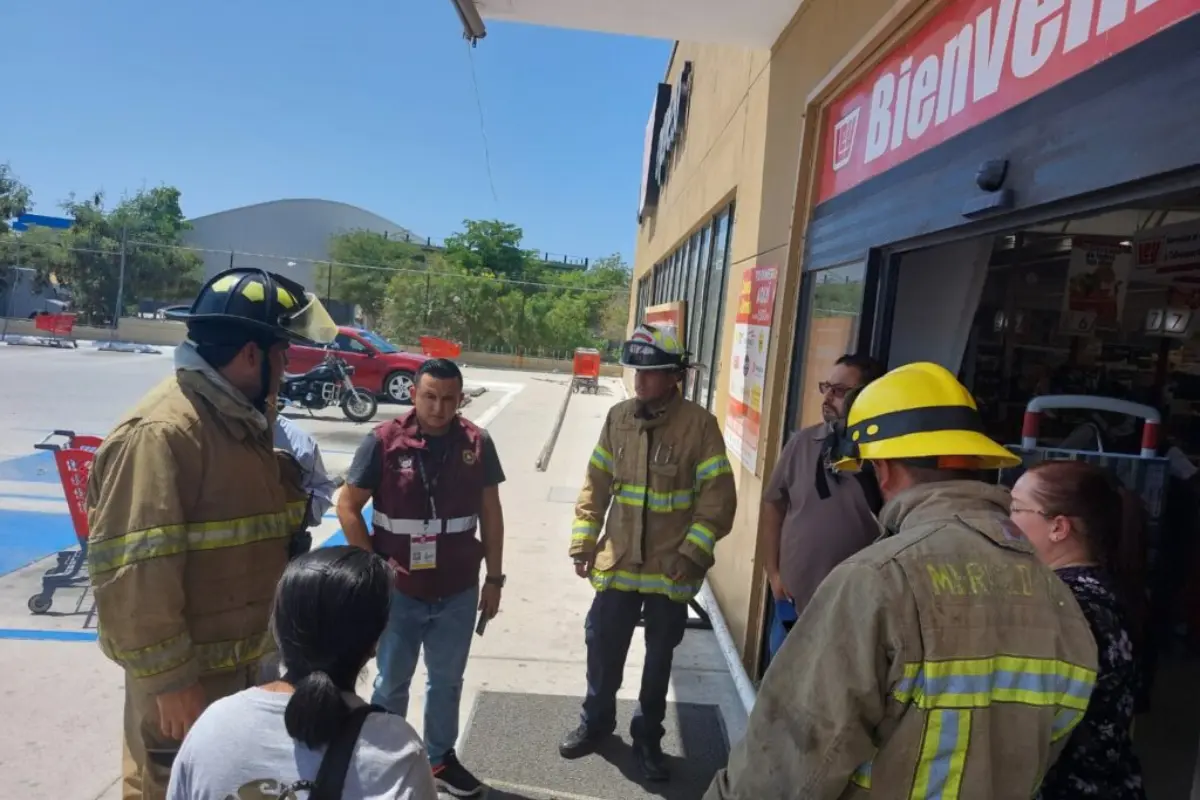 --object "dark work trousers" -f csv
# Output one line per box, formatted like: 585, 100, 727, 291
581, 589, 689, 744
